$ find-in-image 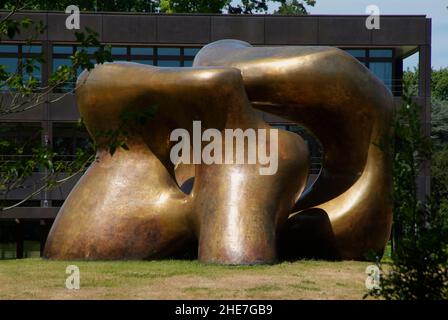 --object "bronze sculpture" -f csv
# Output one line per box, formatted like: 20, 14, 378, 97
44, 40, 393, 264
